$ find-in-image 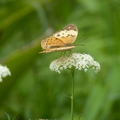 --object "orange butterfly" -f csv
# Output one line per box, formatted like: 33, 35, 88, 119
39, 24, 78, 53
